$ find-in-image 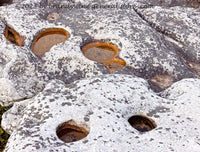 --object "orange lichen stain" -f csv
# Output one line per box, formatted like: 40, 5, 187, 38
31, 28, 69, 56
4, 26, 24, 46
150, 75, 173, 89
105, 58, 126, 72
128, 115, 156, 132
56, 120, 89, 143
82, 42, 118, 63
